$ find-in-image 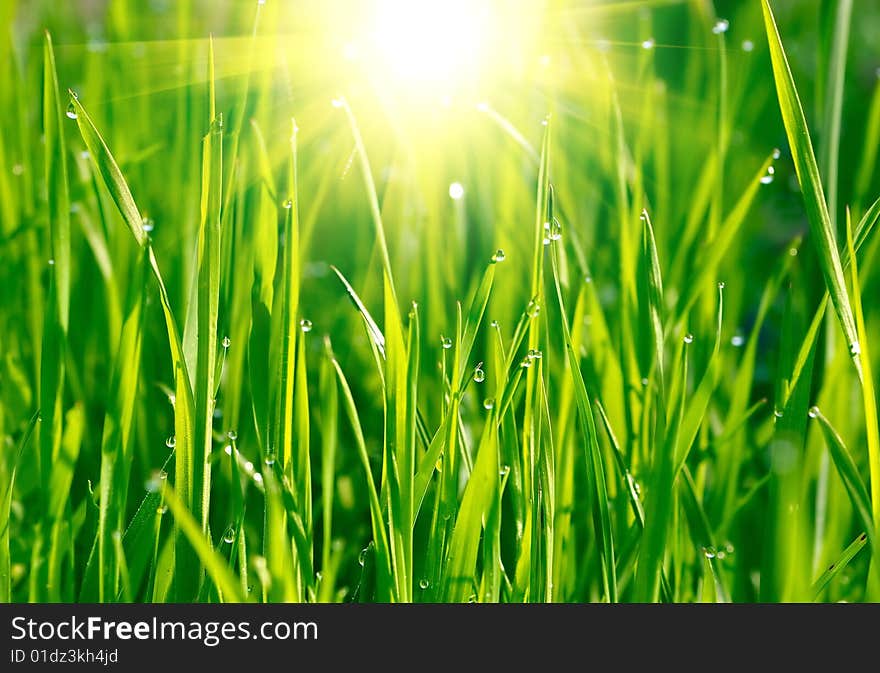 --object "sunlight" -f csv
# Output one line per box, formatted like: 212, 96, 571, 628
371, 0, 493, 89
